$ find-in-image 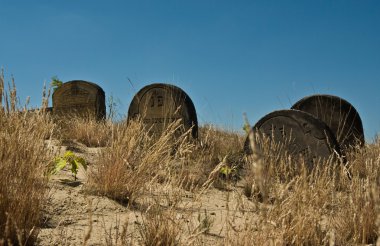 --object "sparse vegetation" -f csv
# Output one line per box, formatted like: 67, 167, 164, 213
54, 115, 112, 147
137, 206, 181, 246
197, 209, 214, 234
50, 151, 87, 180
0, 71, 379, 245
87, 118, 195, 205
50, 76, 62, 92
180, 125, 244, 190
0, 72, 54, 245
